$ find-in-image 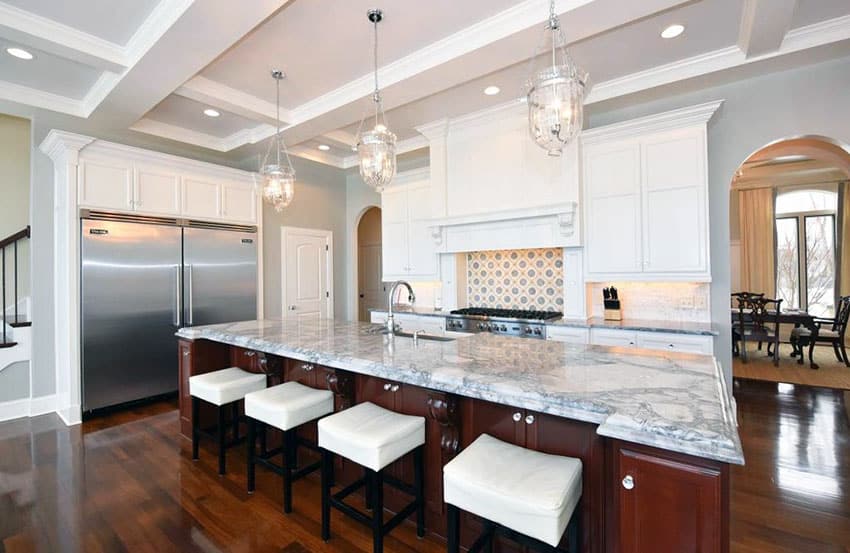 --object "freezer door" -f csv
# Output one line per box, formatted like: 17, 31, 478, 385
183, 227, 257, 326
81, 219, 182, 412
